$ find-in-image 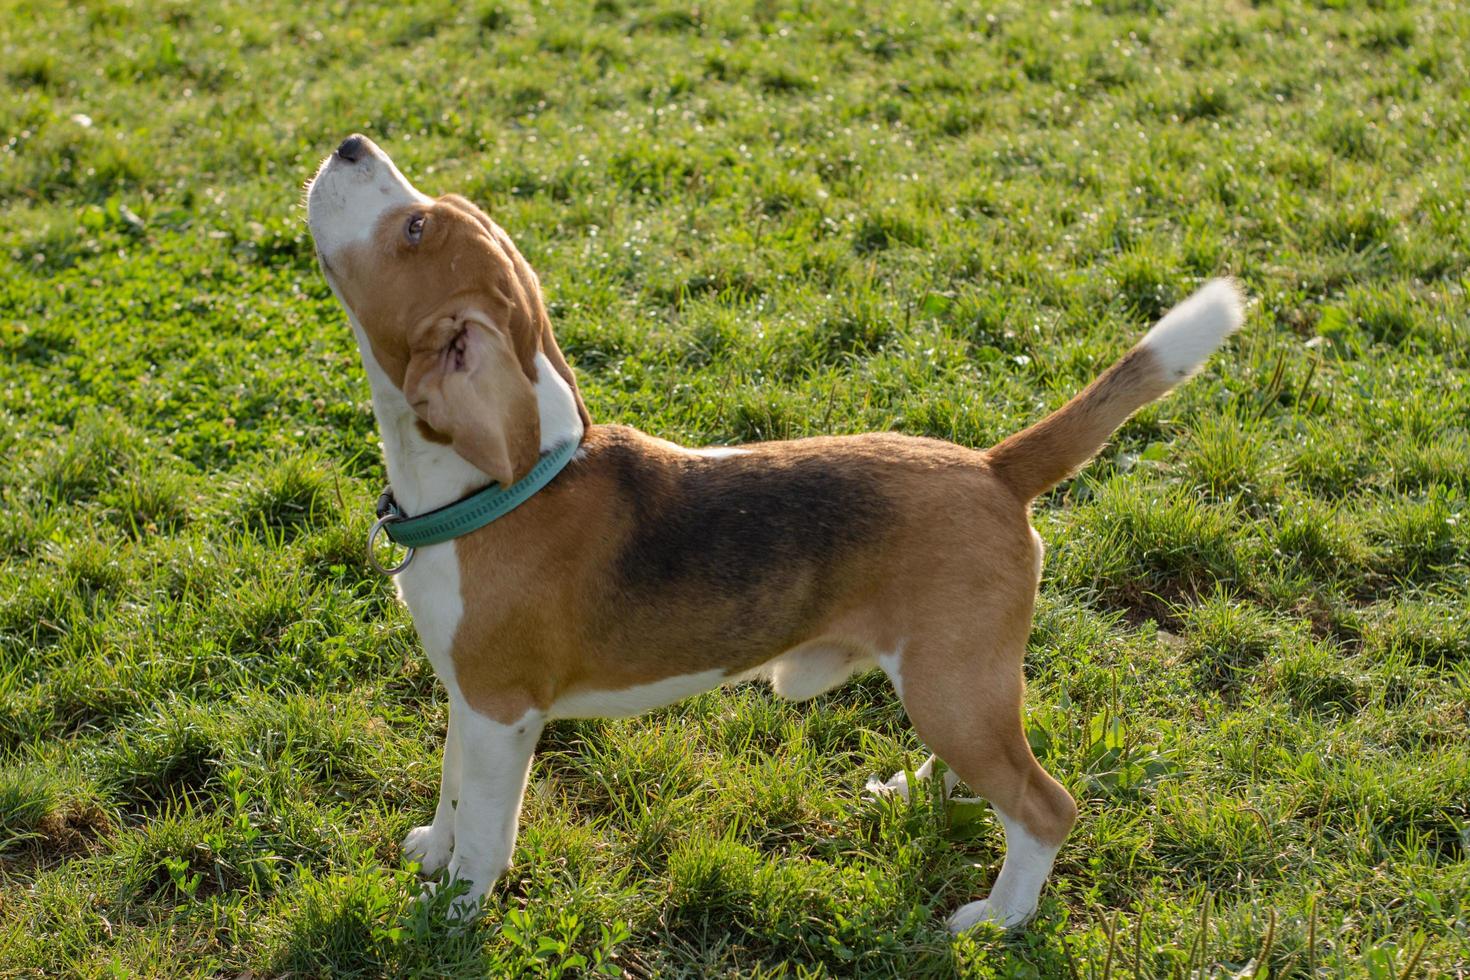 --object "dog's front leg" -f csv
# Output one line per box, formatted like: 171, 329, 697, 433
404, 703, 461, 875
438, 700, 543, 921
